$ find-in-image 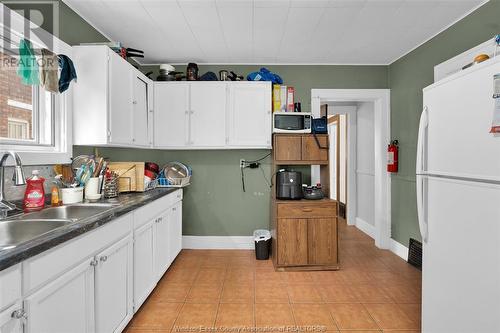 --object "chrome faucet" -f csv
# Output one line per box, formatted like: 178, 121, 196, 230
0, 151, 26, 218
